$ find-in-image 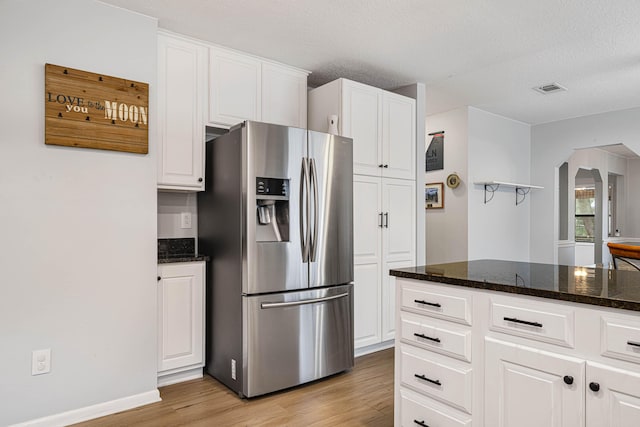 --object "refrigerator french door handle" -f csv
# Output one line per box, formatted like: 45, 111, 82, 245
300, 158, 310, 262
260, 292, 349, 309
309, 158, 319, 262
